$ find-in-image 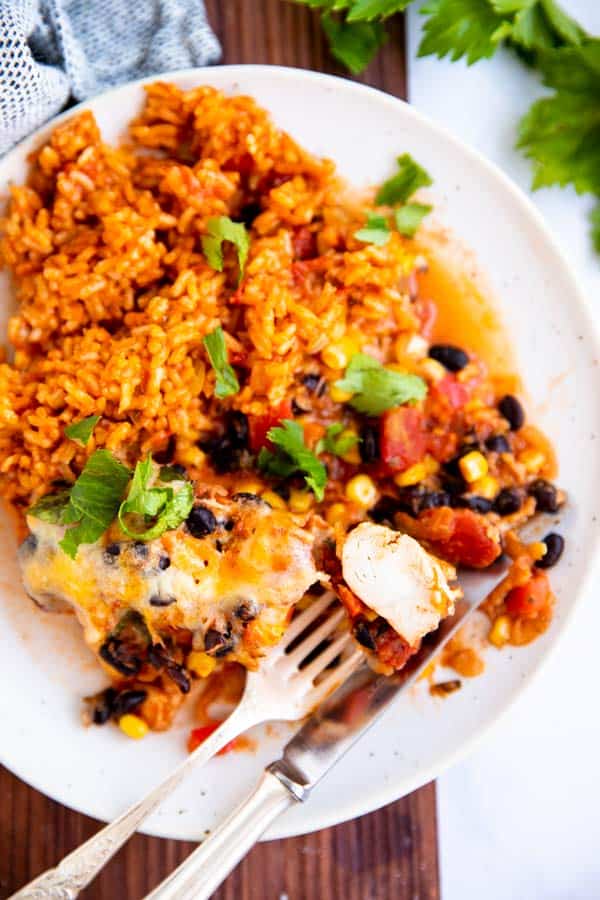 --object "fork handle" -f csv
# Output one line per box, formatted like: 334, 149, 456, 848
144, 771, 296, 900
9, 705, 255, 900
